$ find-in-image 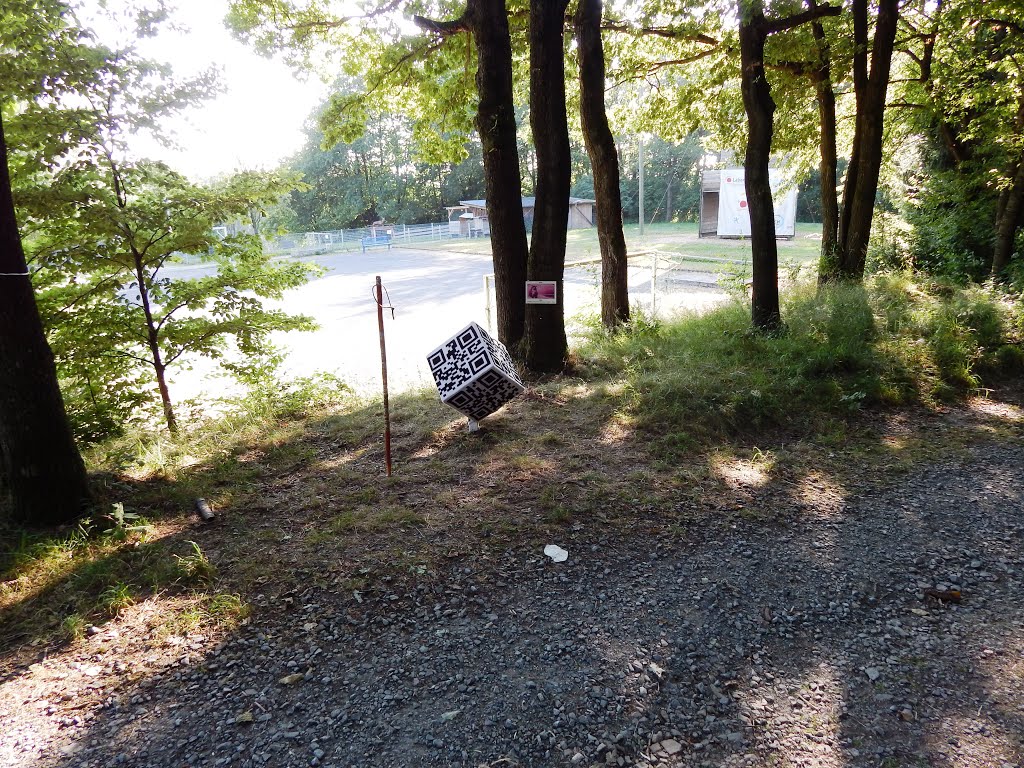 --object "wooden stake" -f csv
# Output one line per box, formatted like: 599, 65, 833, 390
375, 276, 392, 476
